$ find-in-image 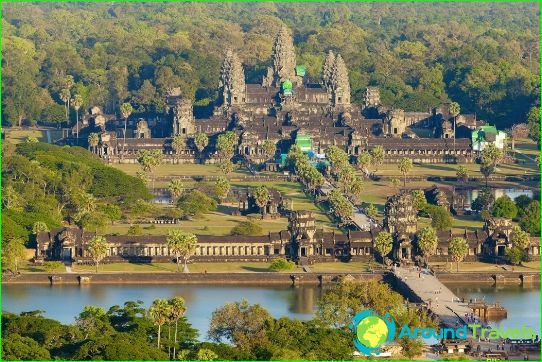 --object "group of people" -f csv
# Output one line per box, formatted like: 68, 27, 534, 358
464, 312, 479, 324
